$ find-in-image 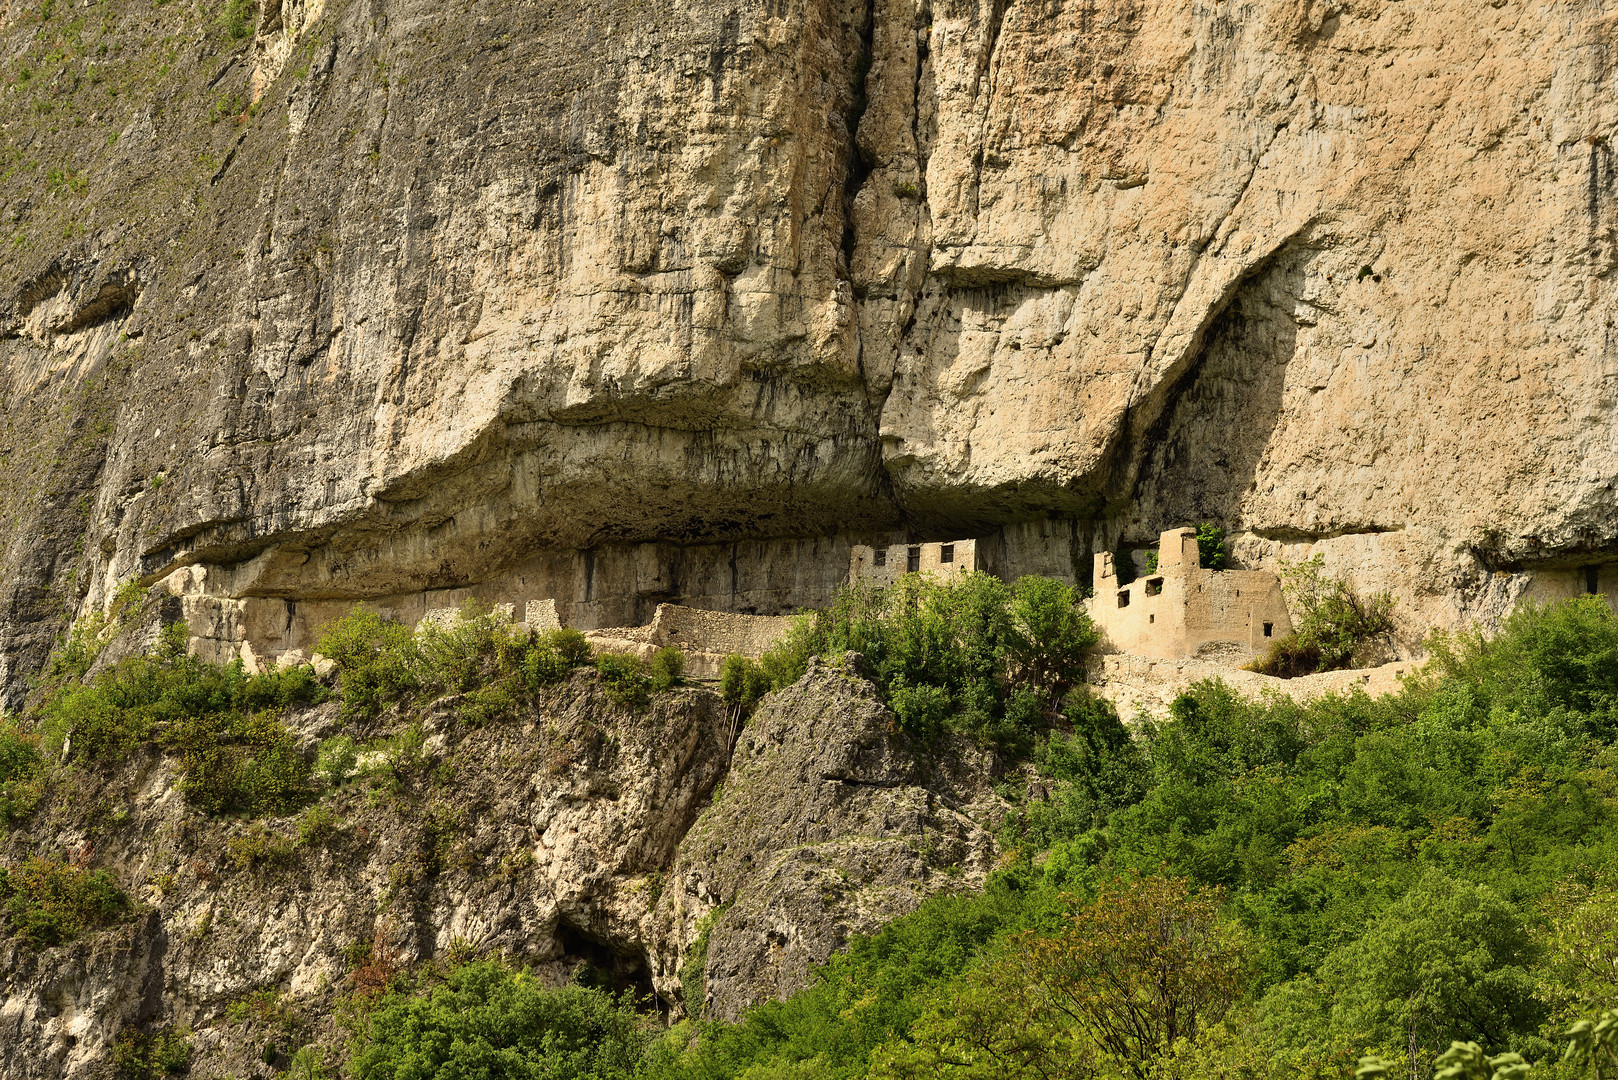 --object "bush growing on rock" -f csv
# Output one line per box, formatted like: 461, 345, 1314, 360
1248, 554, 1396, 677
0, 855, 130, 946
111, 1025, 193, 1079
756, 573, 1099, 744
38, 630, 324, 816
720, 654, 771, 719
319, 607, 608, 720
597, 653, 651, 710
0, 716, 43, 825
650, 646, 686, 692
316, 609, 421, 721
